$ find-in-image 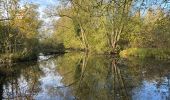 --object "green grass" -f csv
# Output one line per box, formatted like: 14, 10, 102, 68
119, 48, 170, 60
